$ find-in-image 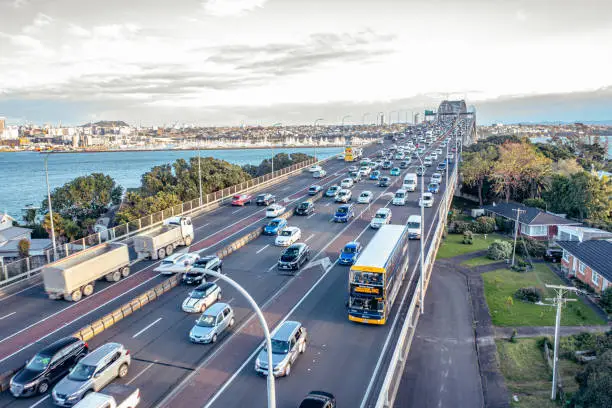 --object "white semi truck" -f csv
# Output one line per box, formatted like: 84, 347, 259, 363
133, 216, 194, 260
42, 242, 130, 302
